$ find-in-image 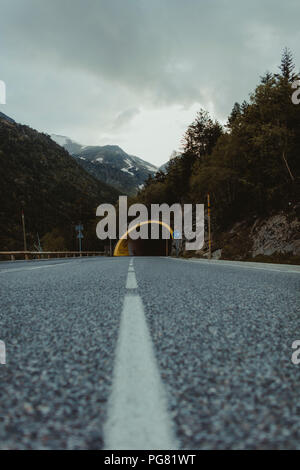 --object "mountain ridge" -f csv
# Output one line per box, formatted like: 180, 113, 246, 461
51, 134, 158, 195
0, 116, 120, 251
